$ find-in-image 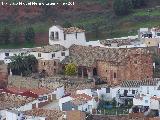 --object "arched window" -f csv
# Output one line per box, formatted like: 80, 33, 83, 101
114, 72, 116, 78
50, 32, 54, 40
55, 32, 59, 39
